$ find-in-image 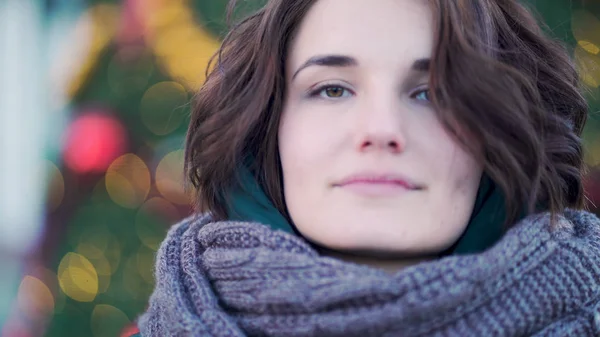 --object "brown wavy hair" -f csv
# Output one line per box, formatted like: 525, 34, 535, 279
185, 0, 588, 227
